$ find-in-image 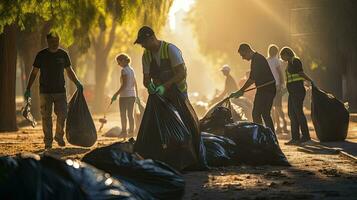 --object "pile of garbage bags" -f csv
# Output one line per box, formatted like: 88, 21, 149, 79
82, 141, 185, 199
0, 146, 185, 200
311, 85, 349, 141
0, 154, 138, 199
